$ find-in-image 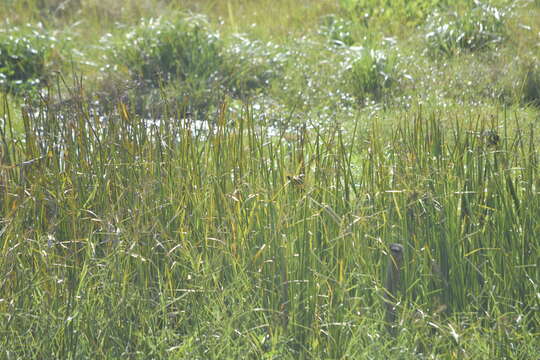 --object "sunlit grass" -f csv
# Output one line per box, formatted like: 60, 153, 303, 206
0, 0, 539, 358
1, 89, 538, 358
